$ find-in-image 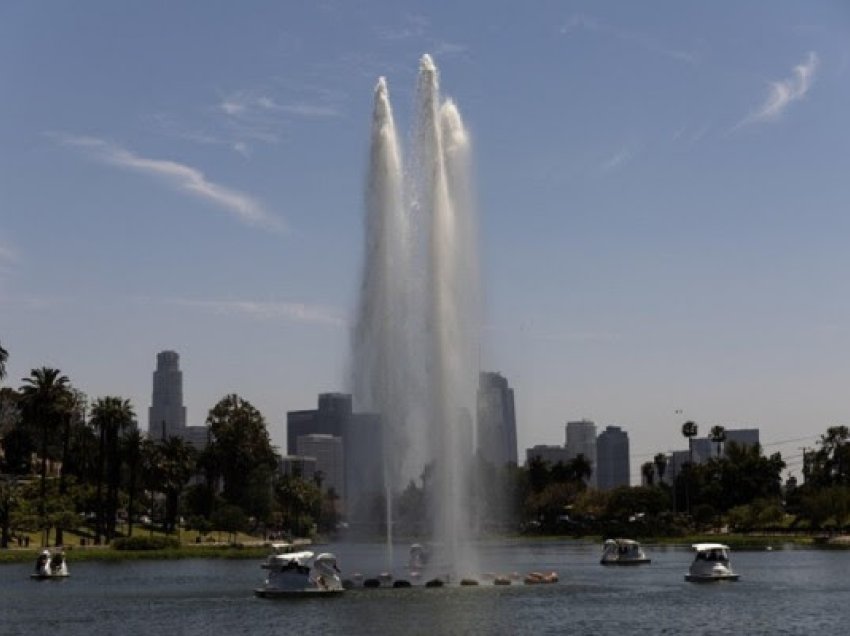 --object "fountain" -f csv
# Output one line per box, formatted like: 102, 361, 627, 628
352, 55, 480, 578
